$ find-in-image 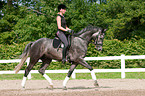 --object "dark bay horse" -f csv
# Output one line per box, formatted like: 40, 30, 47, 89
14, 25, 106, 89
